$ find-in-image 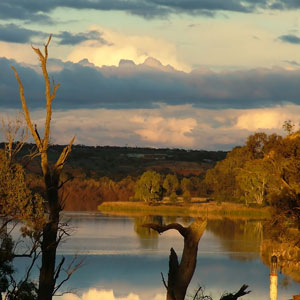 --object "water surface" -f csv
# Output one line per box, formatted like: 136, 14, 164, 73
14, 214, 300, 300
